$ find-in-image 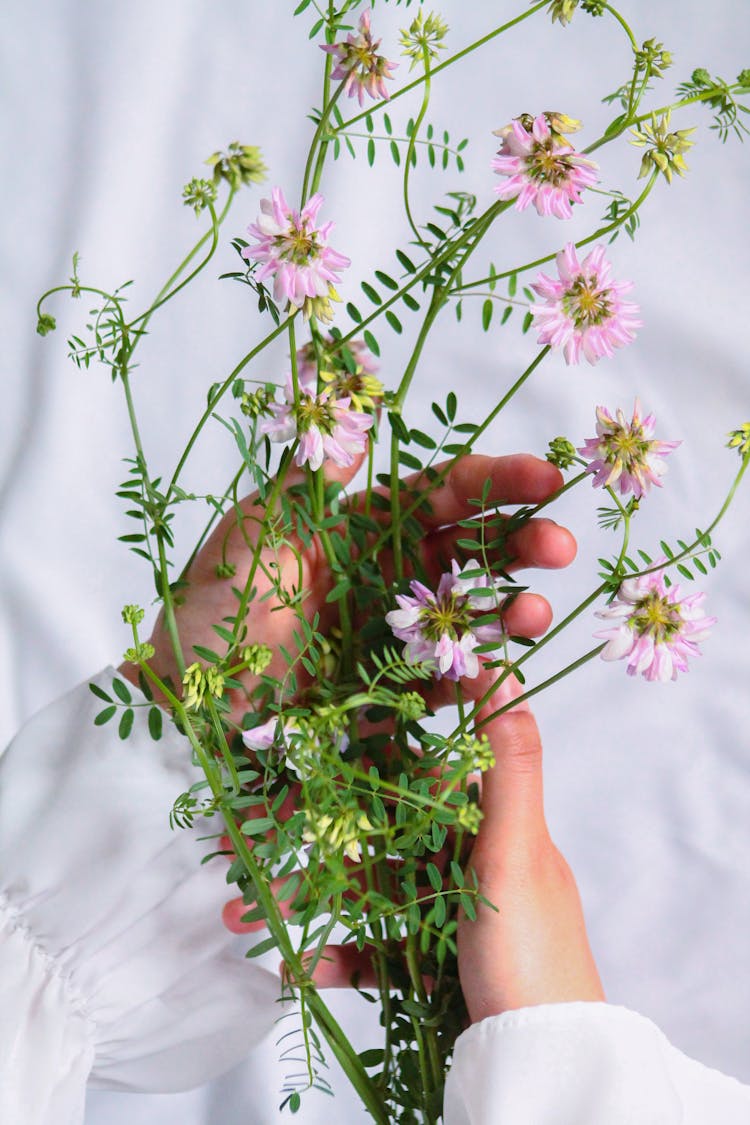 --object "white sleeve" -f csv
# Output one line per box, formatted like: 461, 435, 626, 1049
444, 1001, 750, 1124
0, 669, 279, 1125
